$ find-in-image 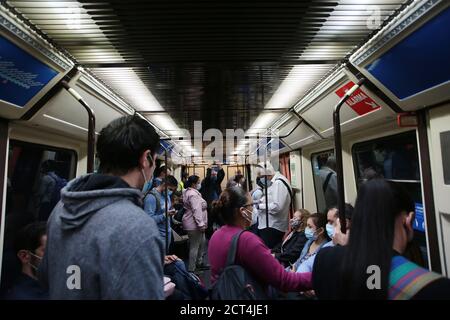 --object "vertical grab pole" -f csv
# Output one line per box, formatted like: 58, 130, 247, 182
61, 81, 96, 173
264, 150, 269, 231
164, 149, 169, 254
333, 79, 364, 234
